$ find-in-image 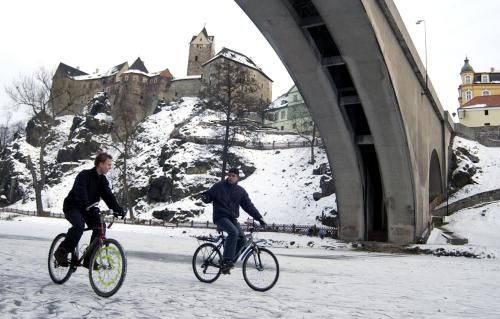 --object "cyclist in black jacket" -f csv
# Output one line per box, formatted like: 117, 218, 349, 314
54, 153, 125, 267
201, 168, 266, 274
